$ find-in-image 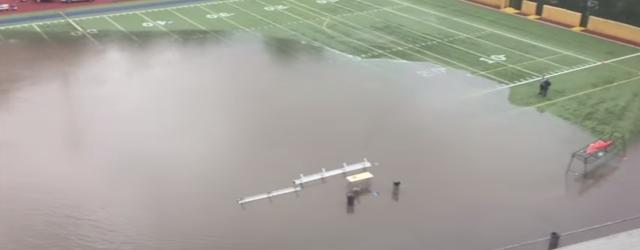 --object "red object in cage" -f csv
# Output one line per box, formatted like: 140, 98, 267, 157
586, 140, 614, 155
